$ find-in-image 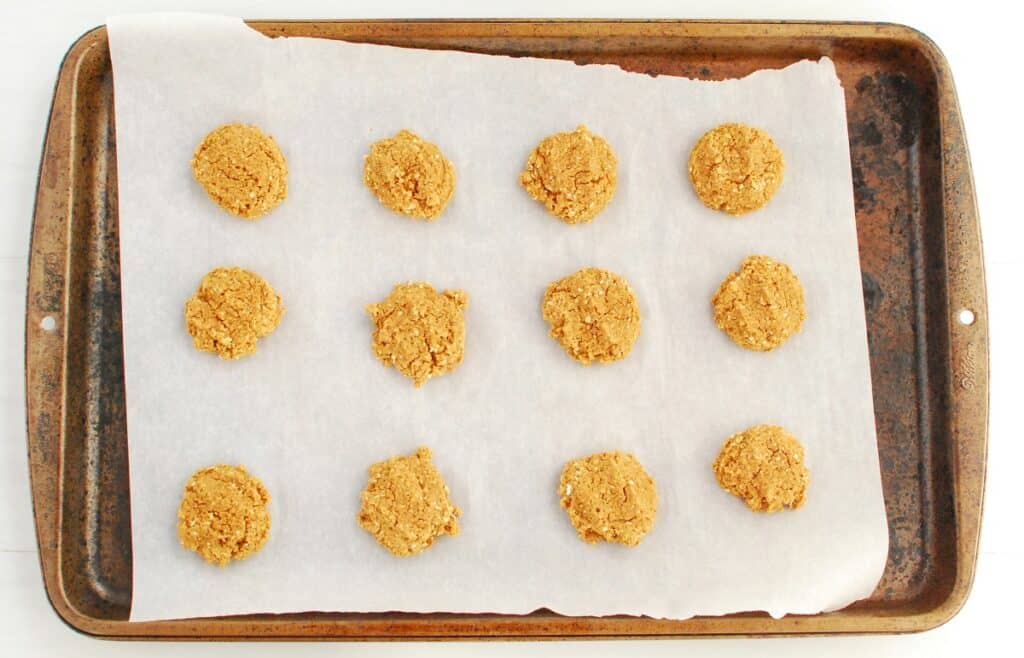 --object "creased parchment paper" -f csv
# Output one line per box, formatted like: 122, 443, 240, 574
108, 14, 888, 622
